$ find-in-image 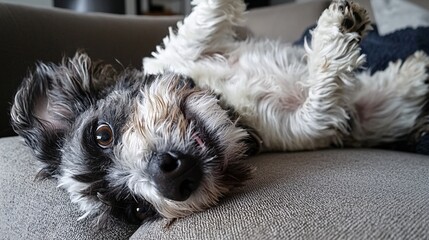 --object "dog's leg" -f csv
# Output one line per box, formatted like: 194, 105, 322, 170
143, 0, 245, 75
298, 0, 370, 144
350, 51, 429, 148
